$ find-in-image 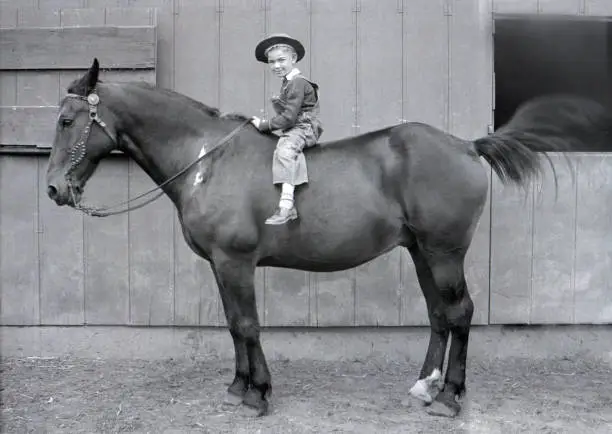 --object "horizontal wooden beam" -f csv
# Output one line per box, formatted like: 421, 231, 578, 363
0, 26, 156, 70
0, 69, 156, 147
